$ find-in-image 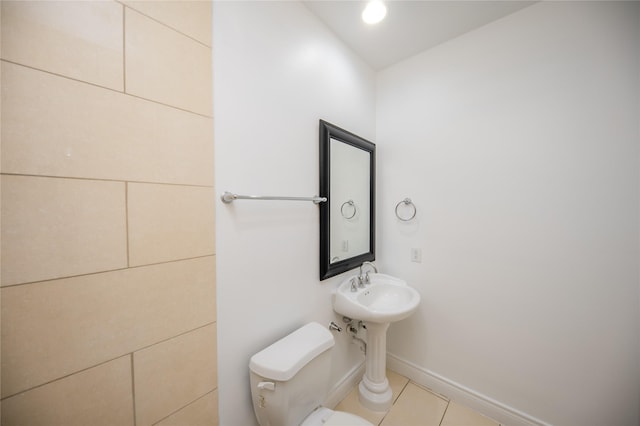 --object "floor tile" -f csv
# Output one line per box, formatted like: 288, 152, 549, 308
334, 387, 387, 426
441, 401, 499, 426
334, 369, 410, 425
380, 382, 448, 426
387, 370, 410, 404
336, 370, 498, 426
